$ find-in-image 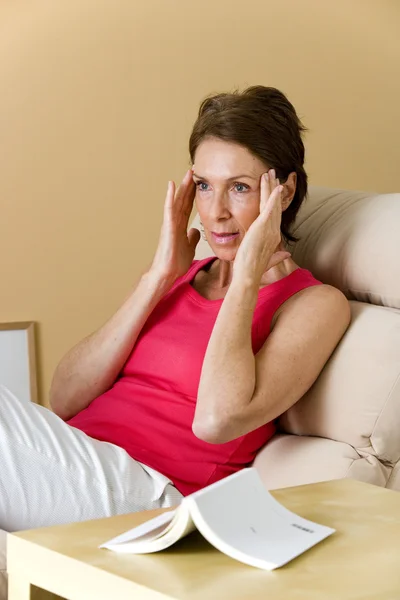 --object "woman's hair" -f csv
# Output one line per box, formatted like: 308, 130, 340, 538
189, 86, 307, 244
